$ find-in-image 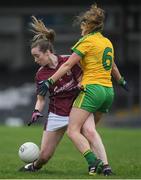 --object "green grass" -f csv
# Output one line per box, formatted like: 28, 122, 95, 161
0, 125, 141, 179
